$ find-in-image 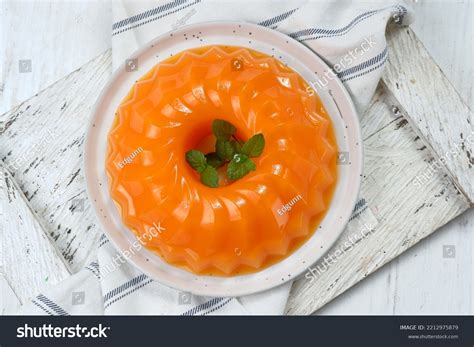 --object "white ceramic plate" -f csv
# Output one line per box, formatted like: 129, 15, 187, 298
84, 21, 362, 297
